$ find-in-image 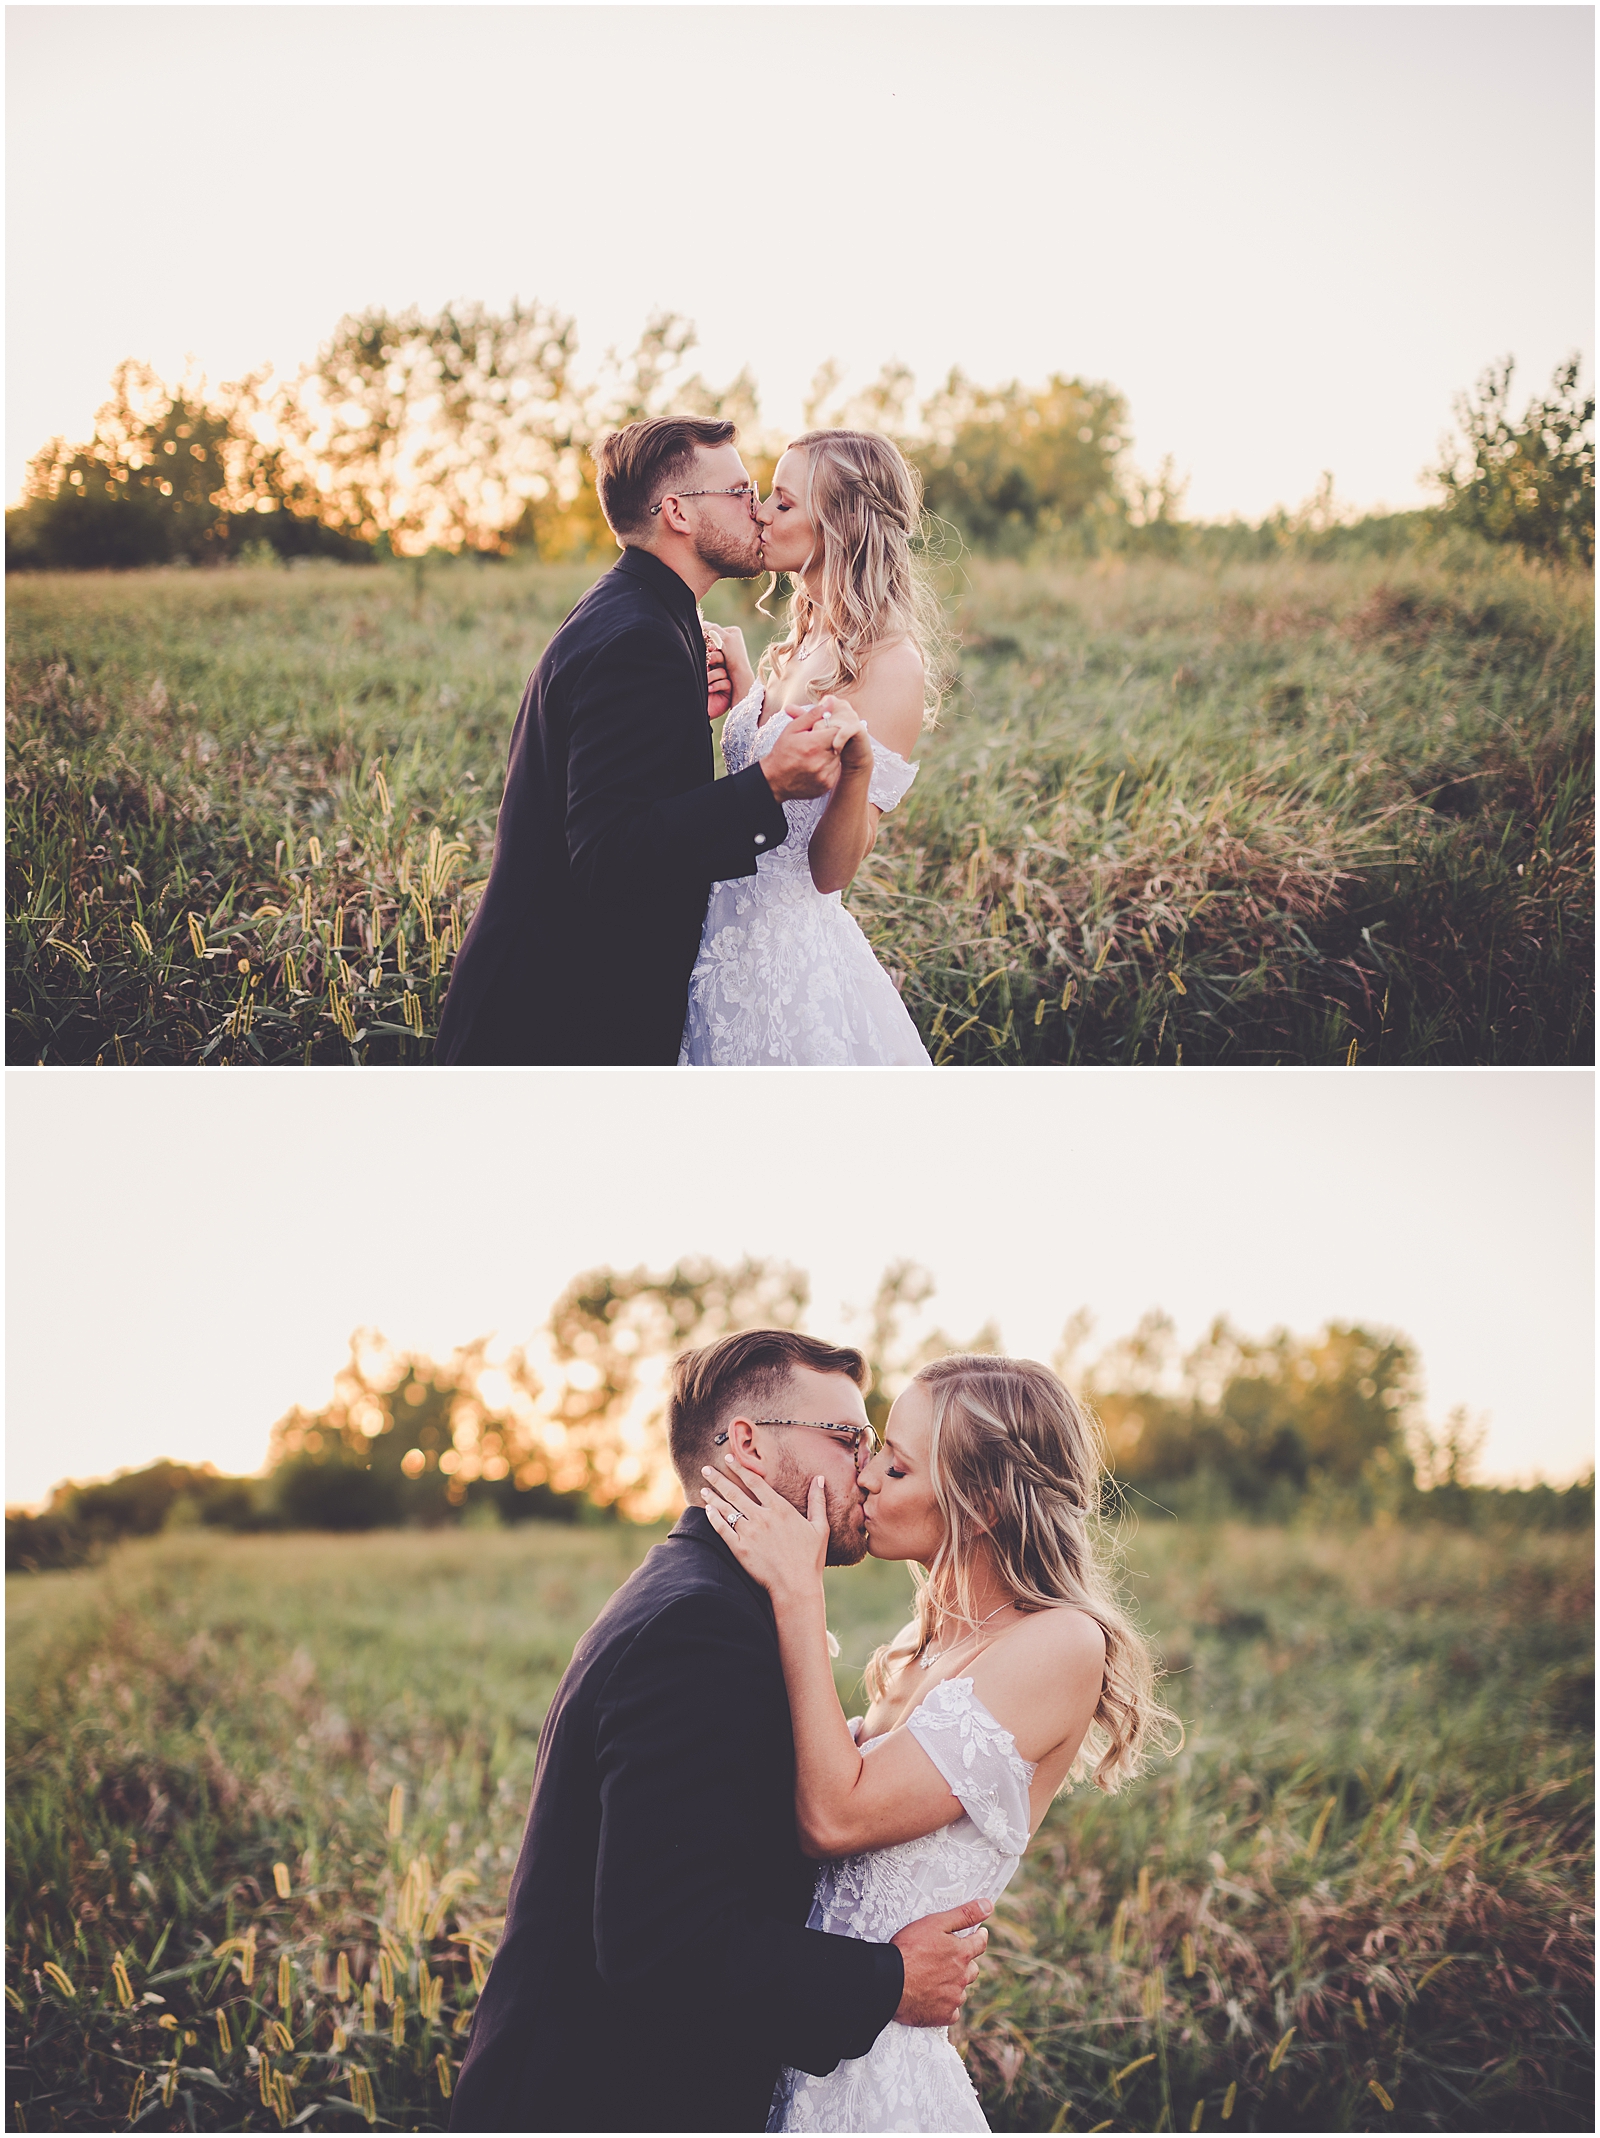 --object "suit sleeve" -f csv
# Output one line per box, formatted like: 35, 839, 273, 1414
564, 628, 789, 898
592, 1594, 904, 2076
